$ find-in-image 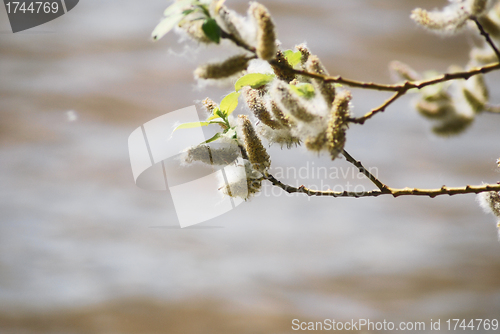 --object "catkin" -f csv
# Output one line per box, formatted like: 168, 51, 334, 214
479, 191, 500, 218
242, 87, 282, 129
296, 44, 311, 66
269, 100, 294, 128
410, 7, 469, 34
217, 5, 244, 43
271, 50, 296, 82
389, 60, 421, 82
179, 19, 213, 44
306, 55, 336, 106
250, 2, 277, 61
202, 98, 219, 115
305, 131, 327, 152
432, 114, 474, 136
195, 54, 252, 79
239, 115, 271, 171
185, 144, 240, 165
271, 81, 317, 122
326, 91, 351, 159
